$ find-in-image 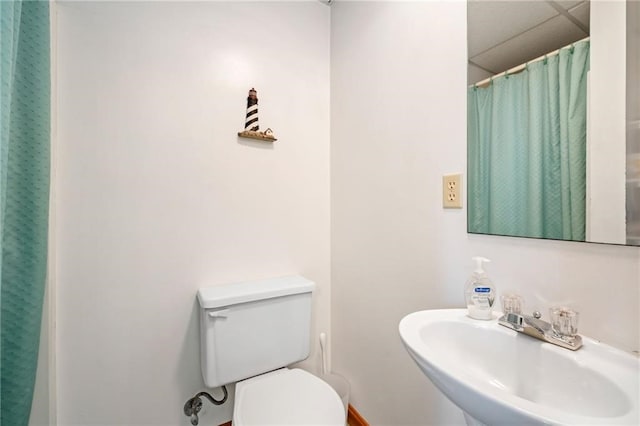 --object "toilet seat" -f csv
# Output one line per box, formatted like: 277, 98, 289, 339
233, 368, 345, 426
